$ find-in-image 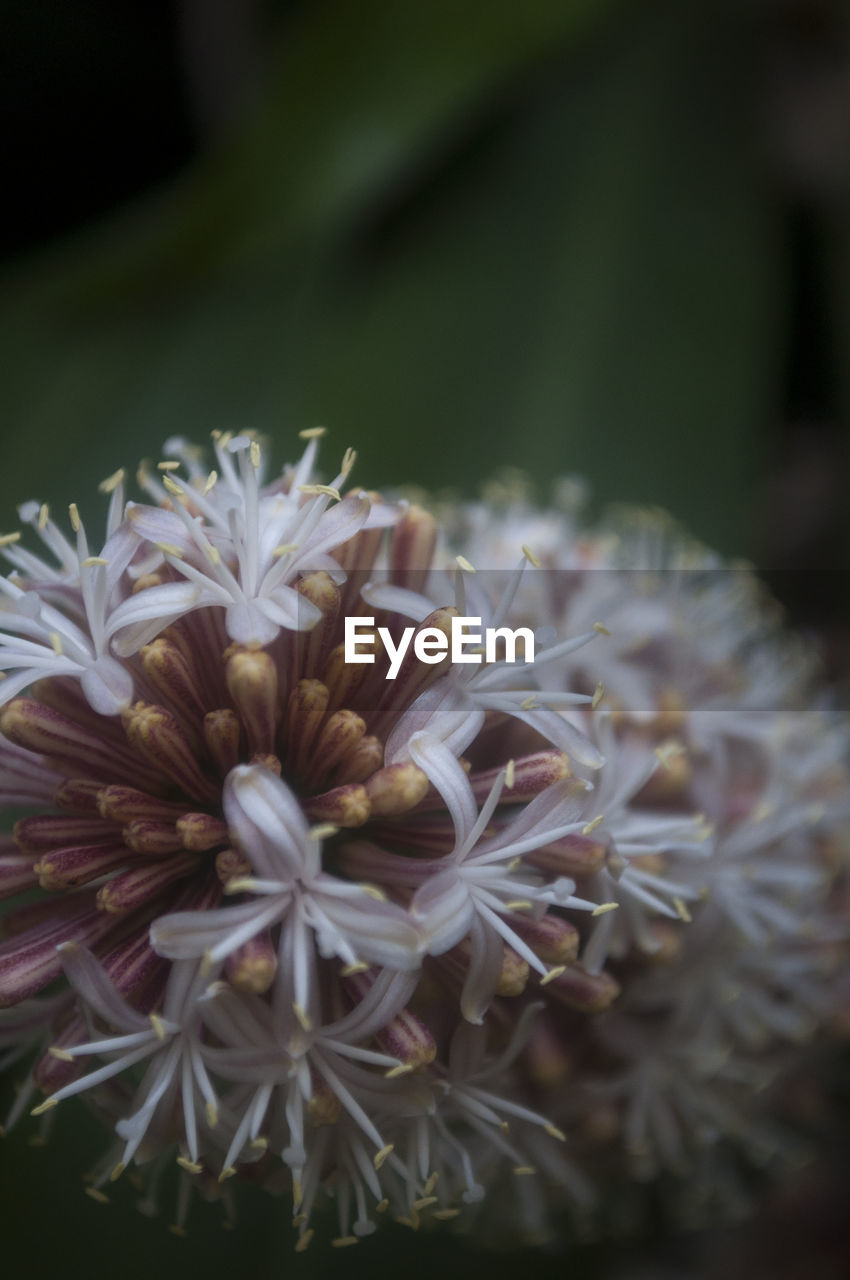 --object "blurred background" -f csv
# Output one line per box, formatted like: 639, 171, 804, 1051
1, 0, 849, 1275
